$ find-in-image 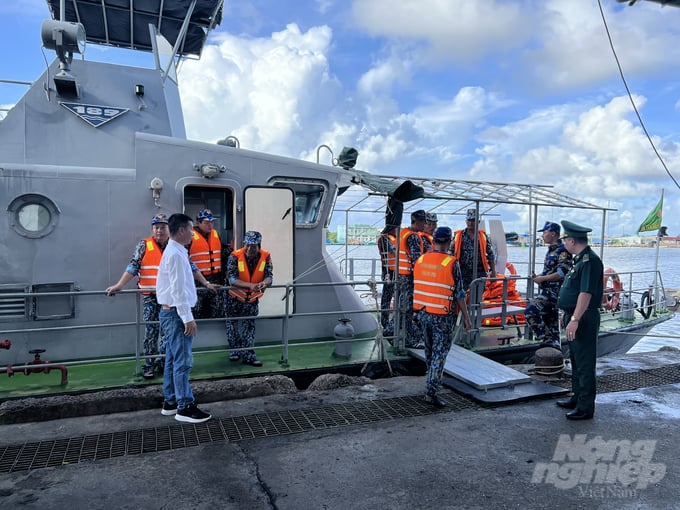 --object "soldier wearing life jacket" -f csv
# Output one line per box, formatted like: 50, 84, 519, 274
105, 214, 217, 379
453, 208, 497, 290
390, 209, 427, 348
422, 212, 438, 250
377, 226, 397, 331
189, 209, 226, 319
413, 226, 471, 408
225, 230, 273, 367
